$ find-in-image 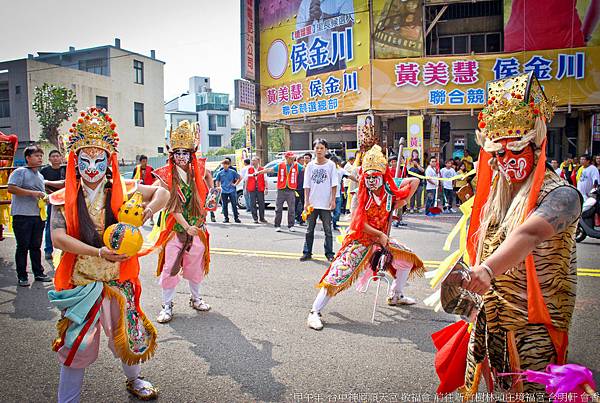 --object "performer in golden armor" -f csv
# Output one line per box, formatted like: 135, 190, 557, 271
48, 107, 168, 401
